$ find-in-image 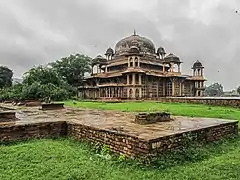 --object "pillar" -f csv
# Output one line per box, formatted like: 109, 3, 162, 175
139, 88, 142, 98
139, 74, 142, 85
179, 82, 182, 96
182, 83, 185, 96
127, 75, 130, 85
178, 64, 180, 72
137, 57, 140, 67
163, 80, 166, 96
133, 56, 135, 67
172, 79, 175, 96
163, 64, 165, 72
132, 88, 136, 98
105, 66, 107, 73
132, 73, 136, 85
